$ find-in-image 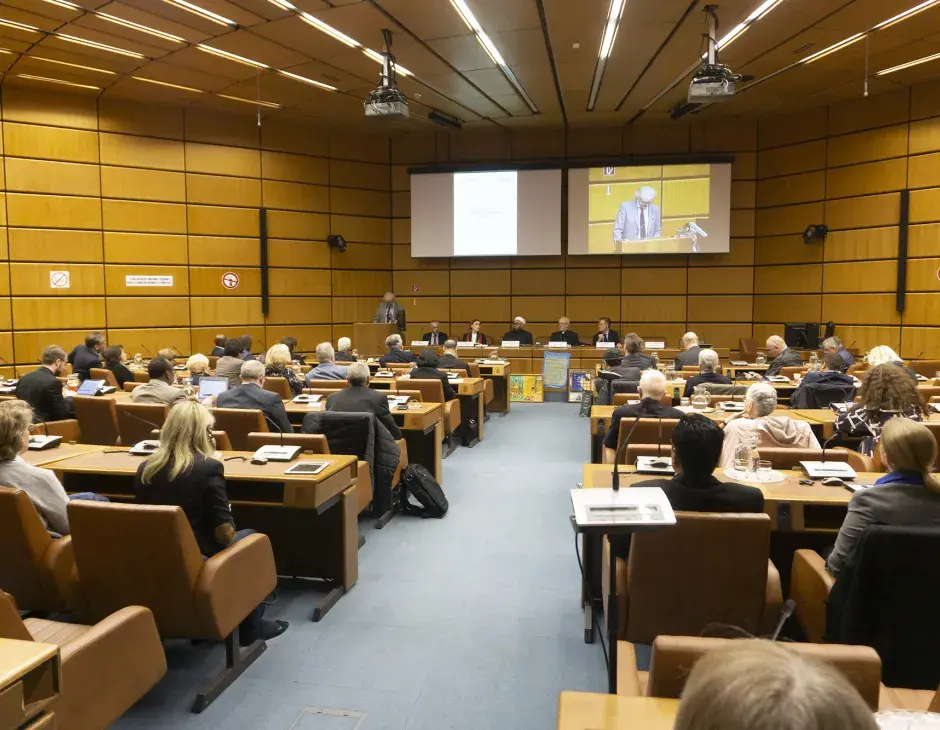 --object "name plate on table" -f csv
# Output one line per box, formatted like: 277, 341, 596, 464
500, 341, 520, 348
456, 342, 479, 348
730, 360, 749, 366
546, 341, 569, 348
646, 341, 665, 350
767, 376, 791, 383
482, 359, 507, 365
571, 487, 676, 528
801, 461, 858, 479
411, 340, 427, 347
